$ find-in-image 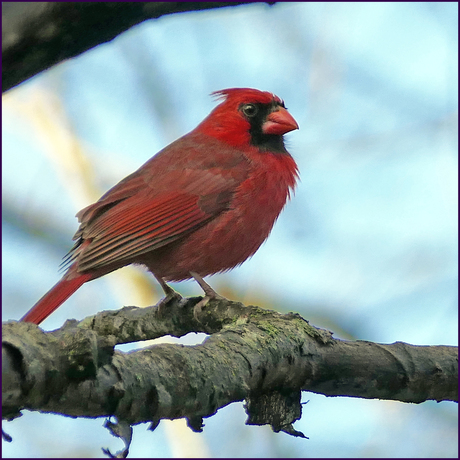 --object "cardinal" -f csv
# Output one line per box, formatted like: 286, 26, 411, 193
20, 88, 299, 325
